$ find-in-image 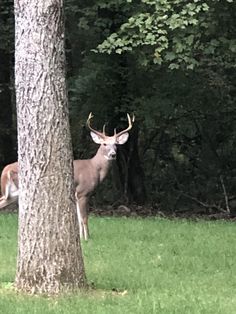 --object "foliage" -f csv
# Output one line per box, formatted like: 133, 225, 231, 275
96, 0, 236, 70
141, 69, 236, 211
1, 214, 236, 313
63, 0, 236, 210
